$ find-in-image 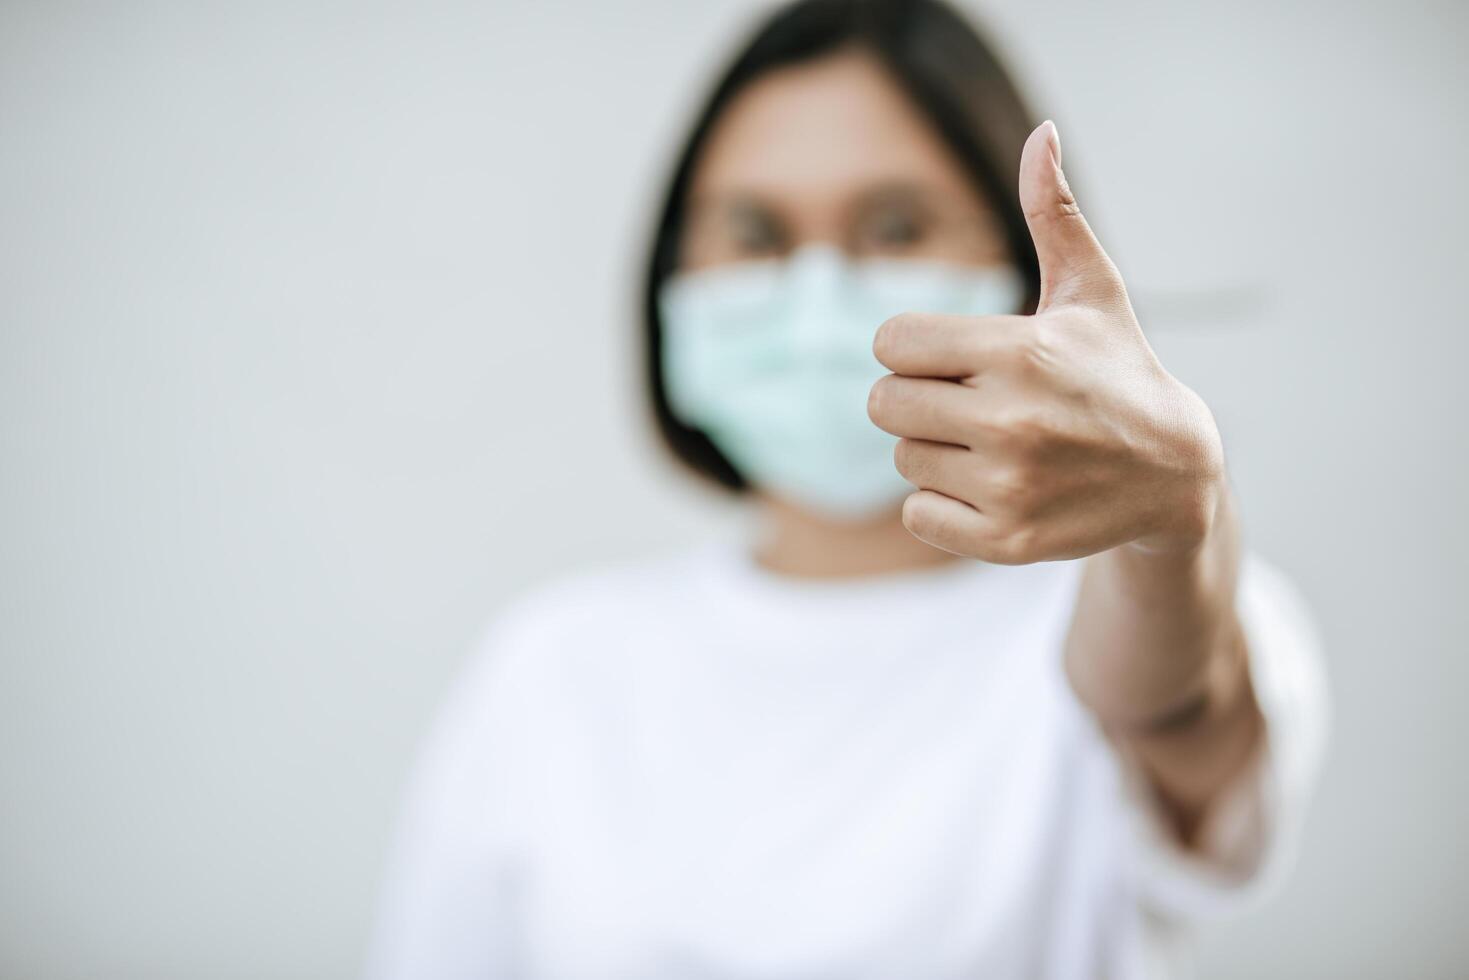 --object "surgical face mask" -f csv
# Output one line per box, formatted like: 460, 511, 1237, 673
658, 244, 1025, 521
